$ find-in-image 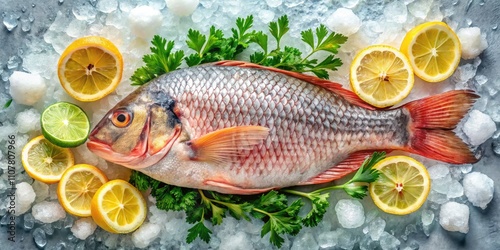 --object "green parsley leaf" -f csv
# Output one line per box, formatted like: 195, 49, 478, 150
130, 35, 184, 86
186, 221, 212, 243
269, 15, 289, 49
3, 99, 13, 109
